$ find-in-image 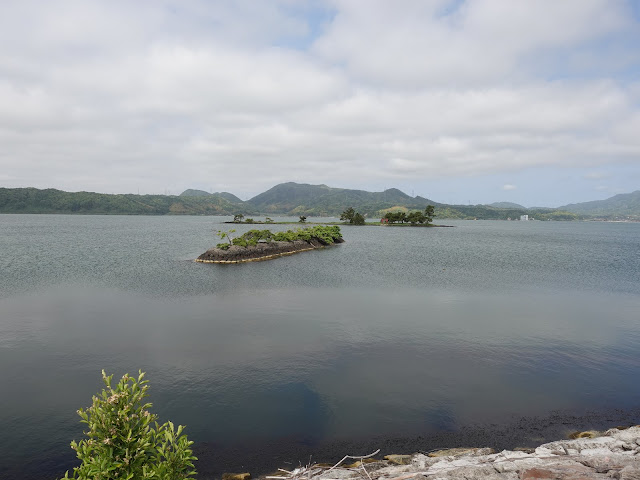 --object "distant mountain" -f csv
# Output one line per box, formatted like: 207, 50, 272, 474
180, 189, 243, 203
0, 187, 254, 215
7, 182, 635, 220
246, 182, 439, 216
246, 182, 334, 211
559, 190, 640, 217
488, 202, 527, 209
180, 189, 212, 197
215, 192, 244, 203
